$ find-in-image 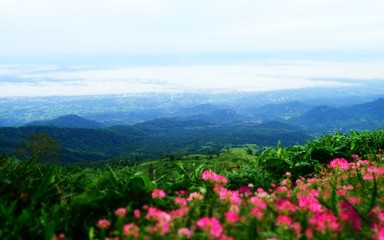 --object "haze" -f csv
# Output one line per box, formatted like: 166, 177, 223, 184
0, 0, 383, 97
